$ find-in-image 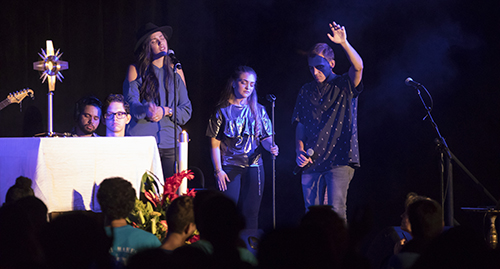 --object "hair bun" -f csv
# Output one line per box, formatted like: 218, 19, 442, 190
15, 176, 33, 189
